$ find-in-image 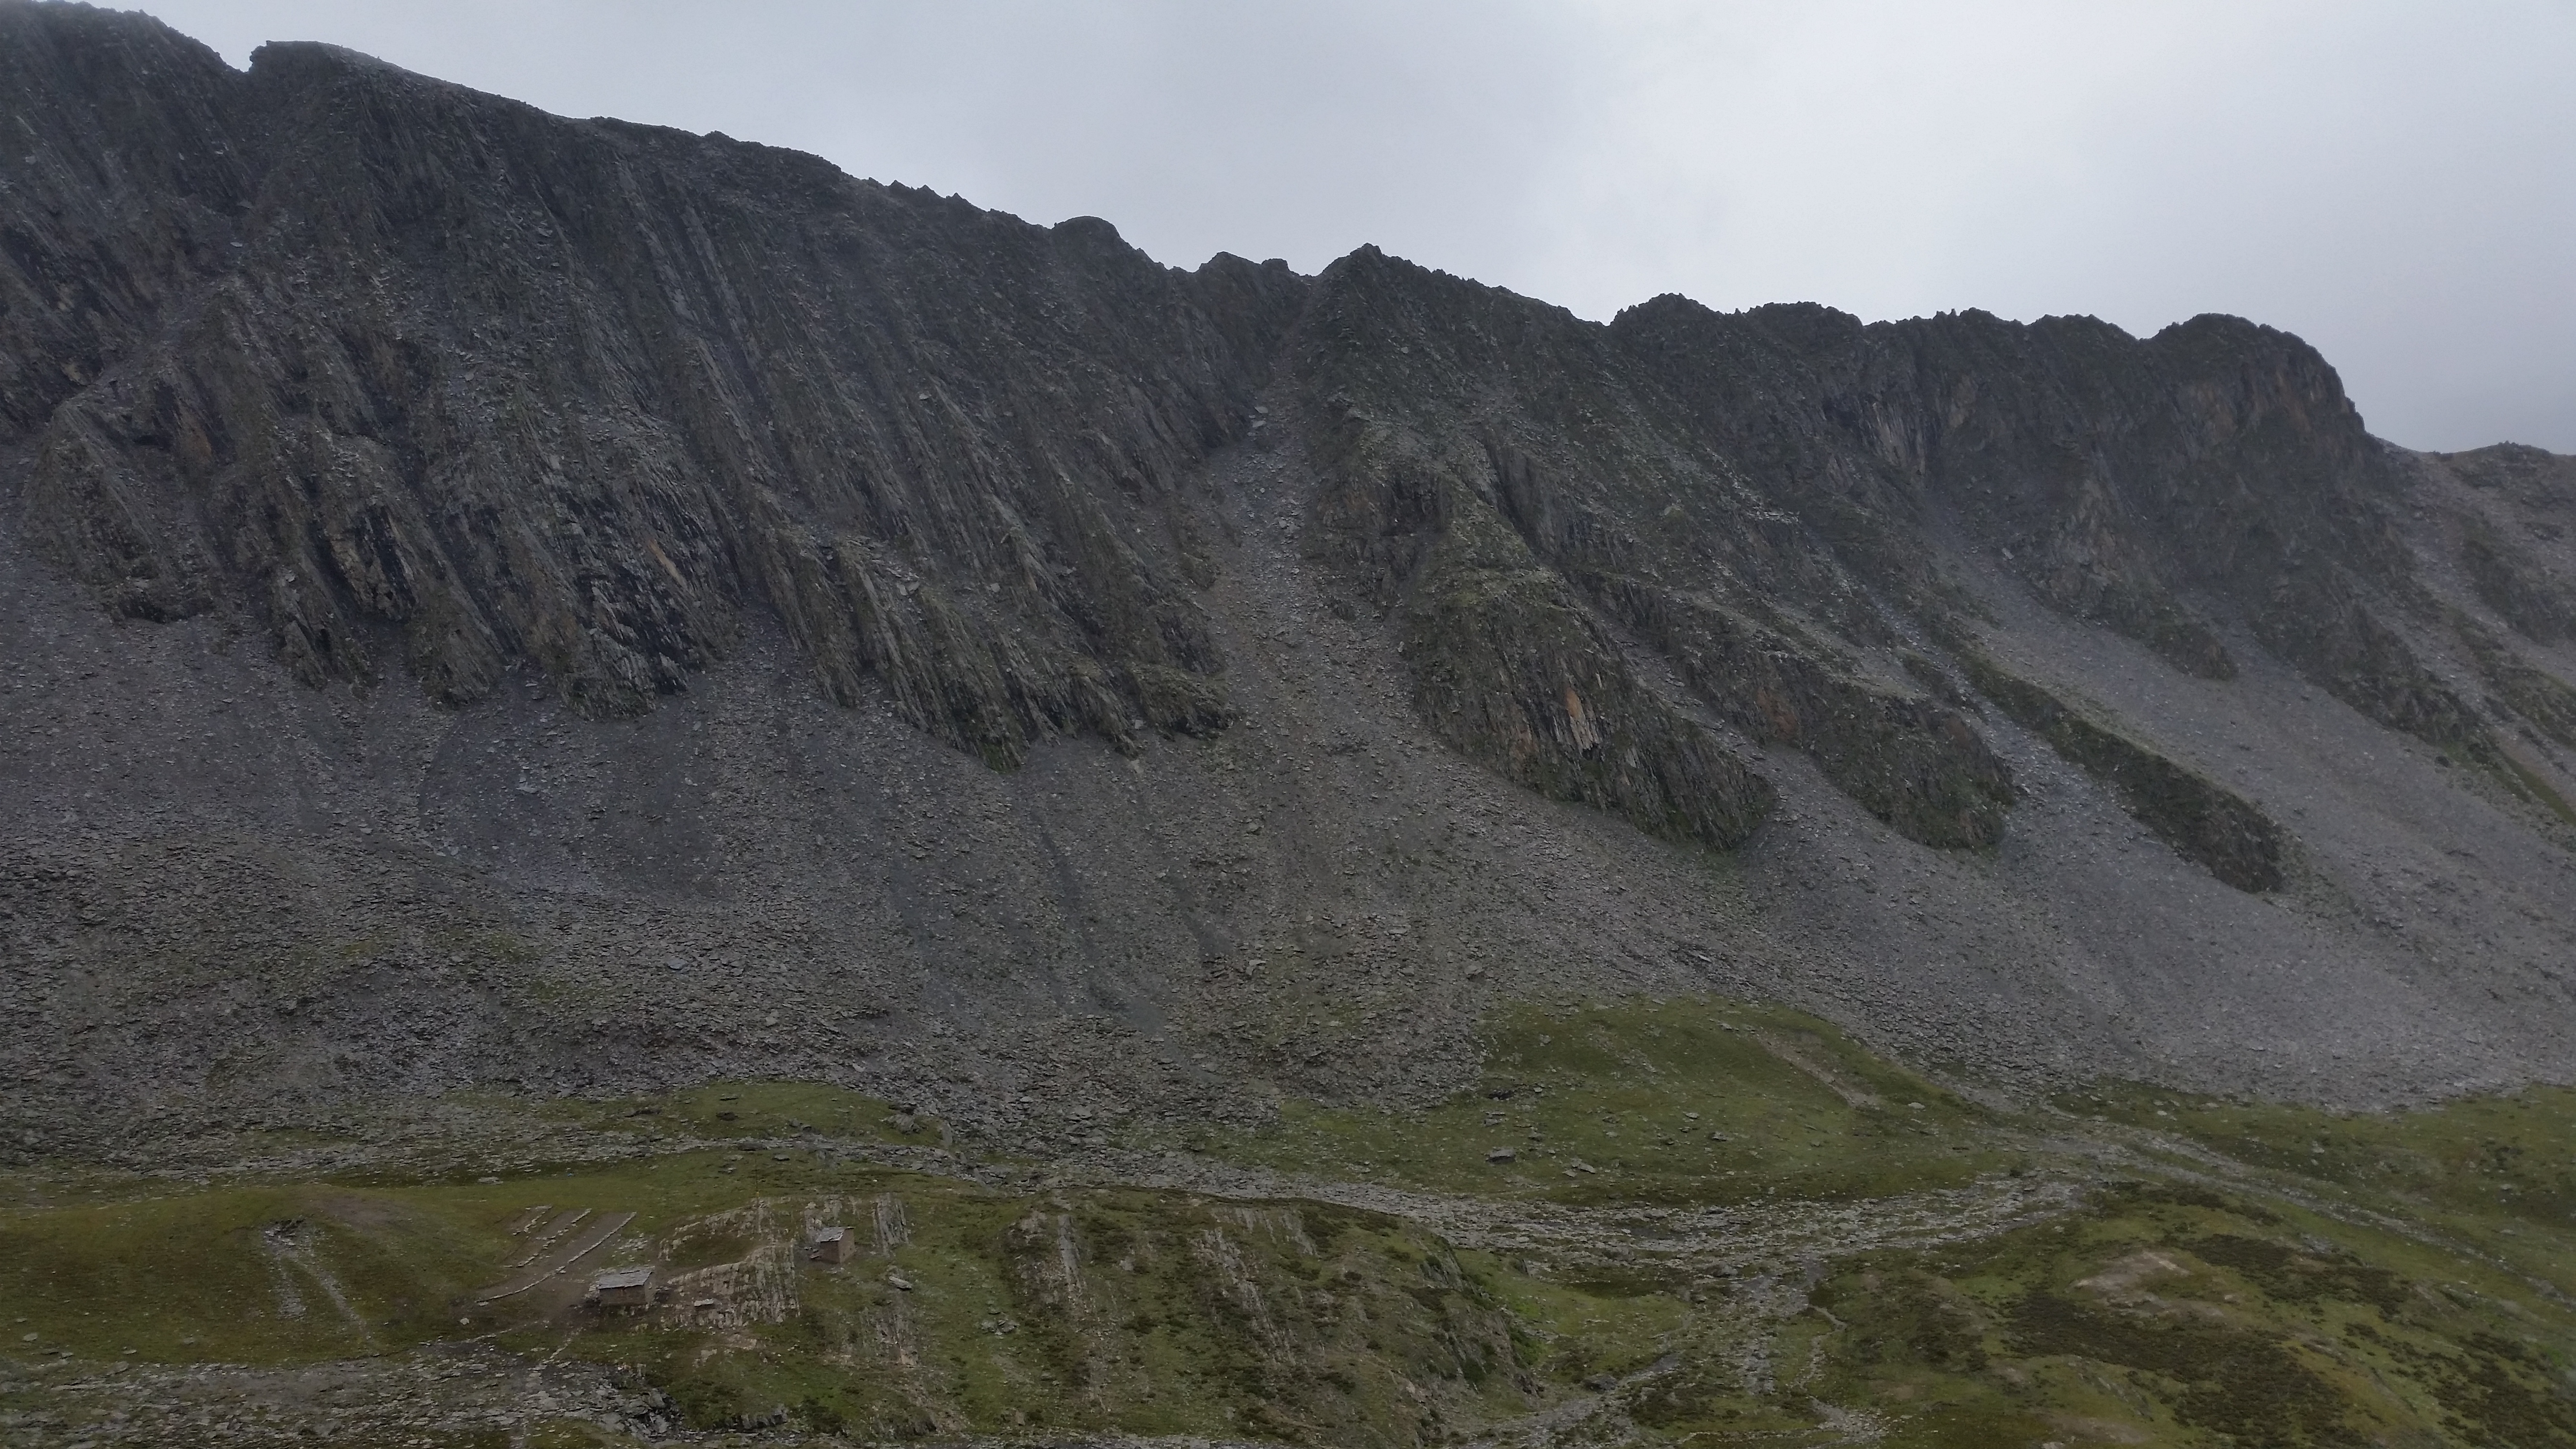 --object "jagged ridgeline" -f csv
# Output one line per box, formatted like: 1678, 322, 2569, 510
16, 8, 2576, 1443
3, 13, 1309, 761
7, 3, 2574, 876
